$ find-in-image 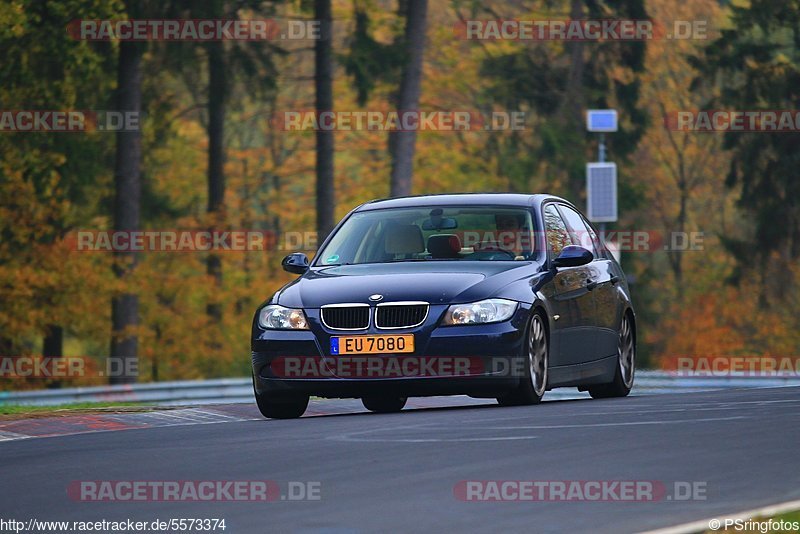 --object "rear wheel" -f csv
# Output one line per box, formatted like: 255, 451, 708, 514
362, 396, 407, 413
252, 374, 309, 419
589, 313, 635, 399
497, 310, 548, 406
